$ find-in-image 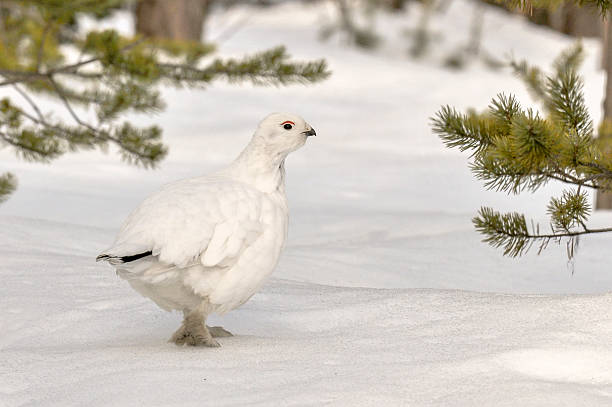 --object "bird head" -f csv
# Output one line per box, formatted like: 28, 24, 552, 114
253, 112, 316, 159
